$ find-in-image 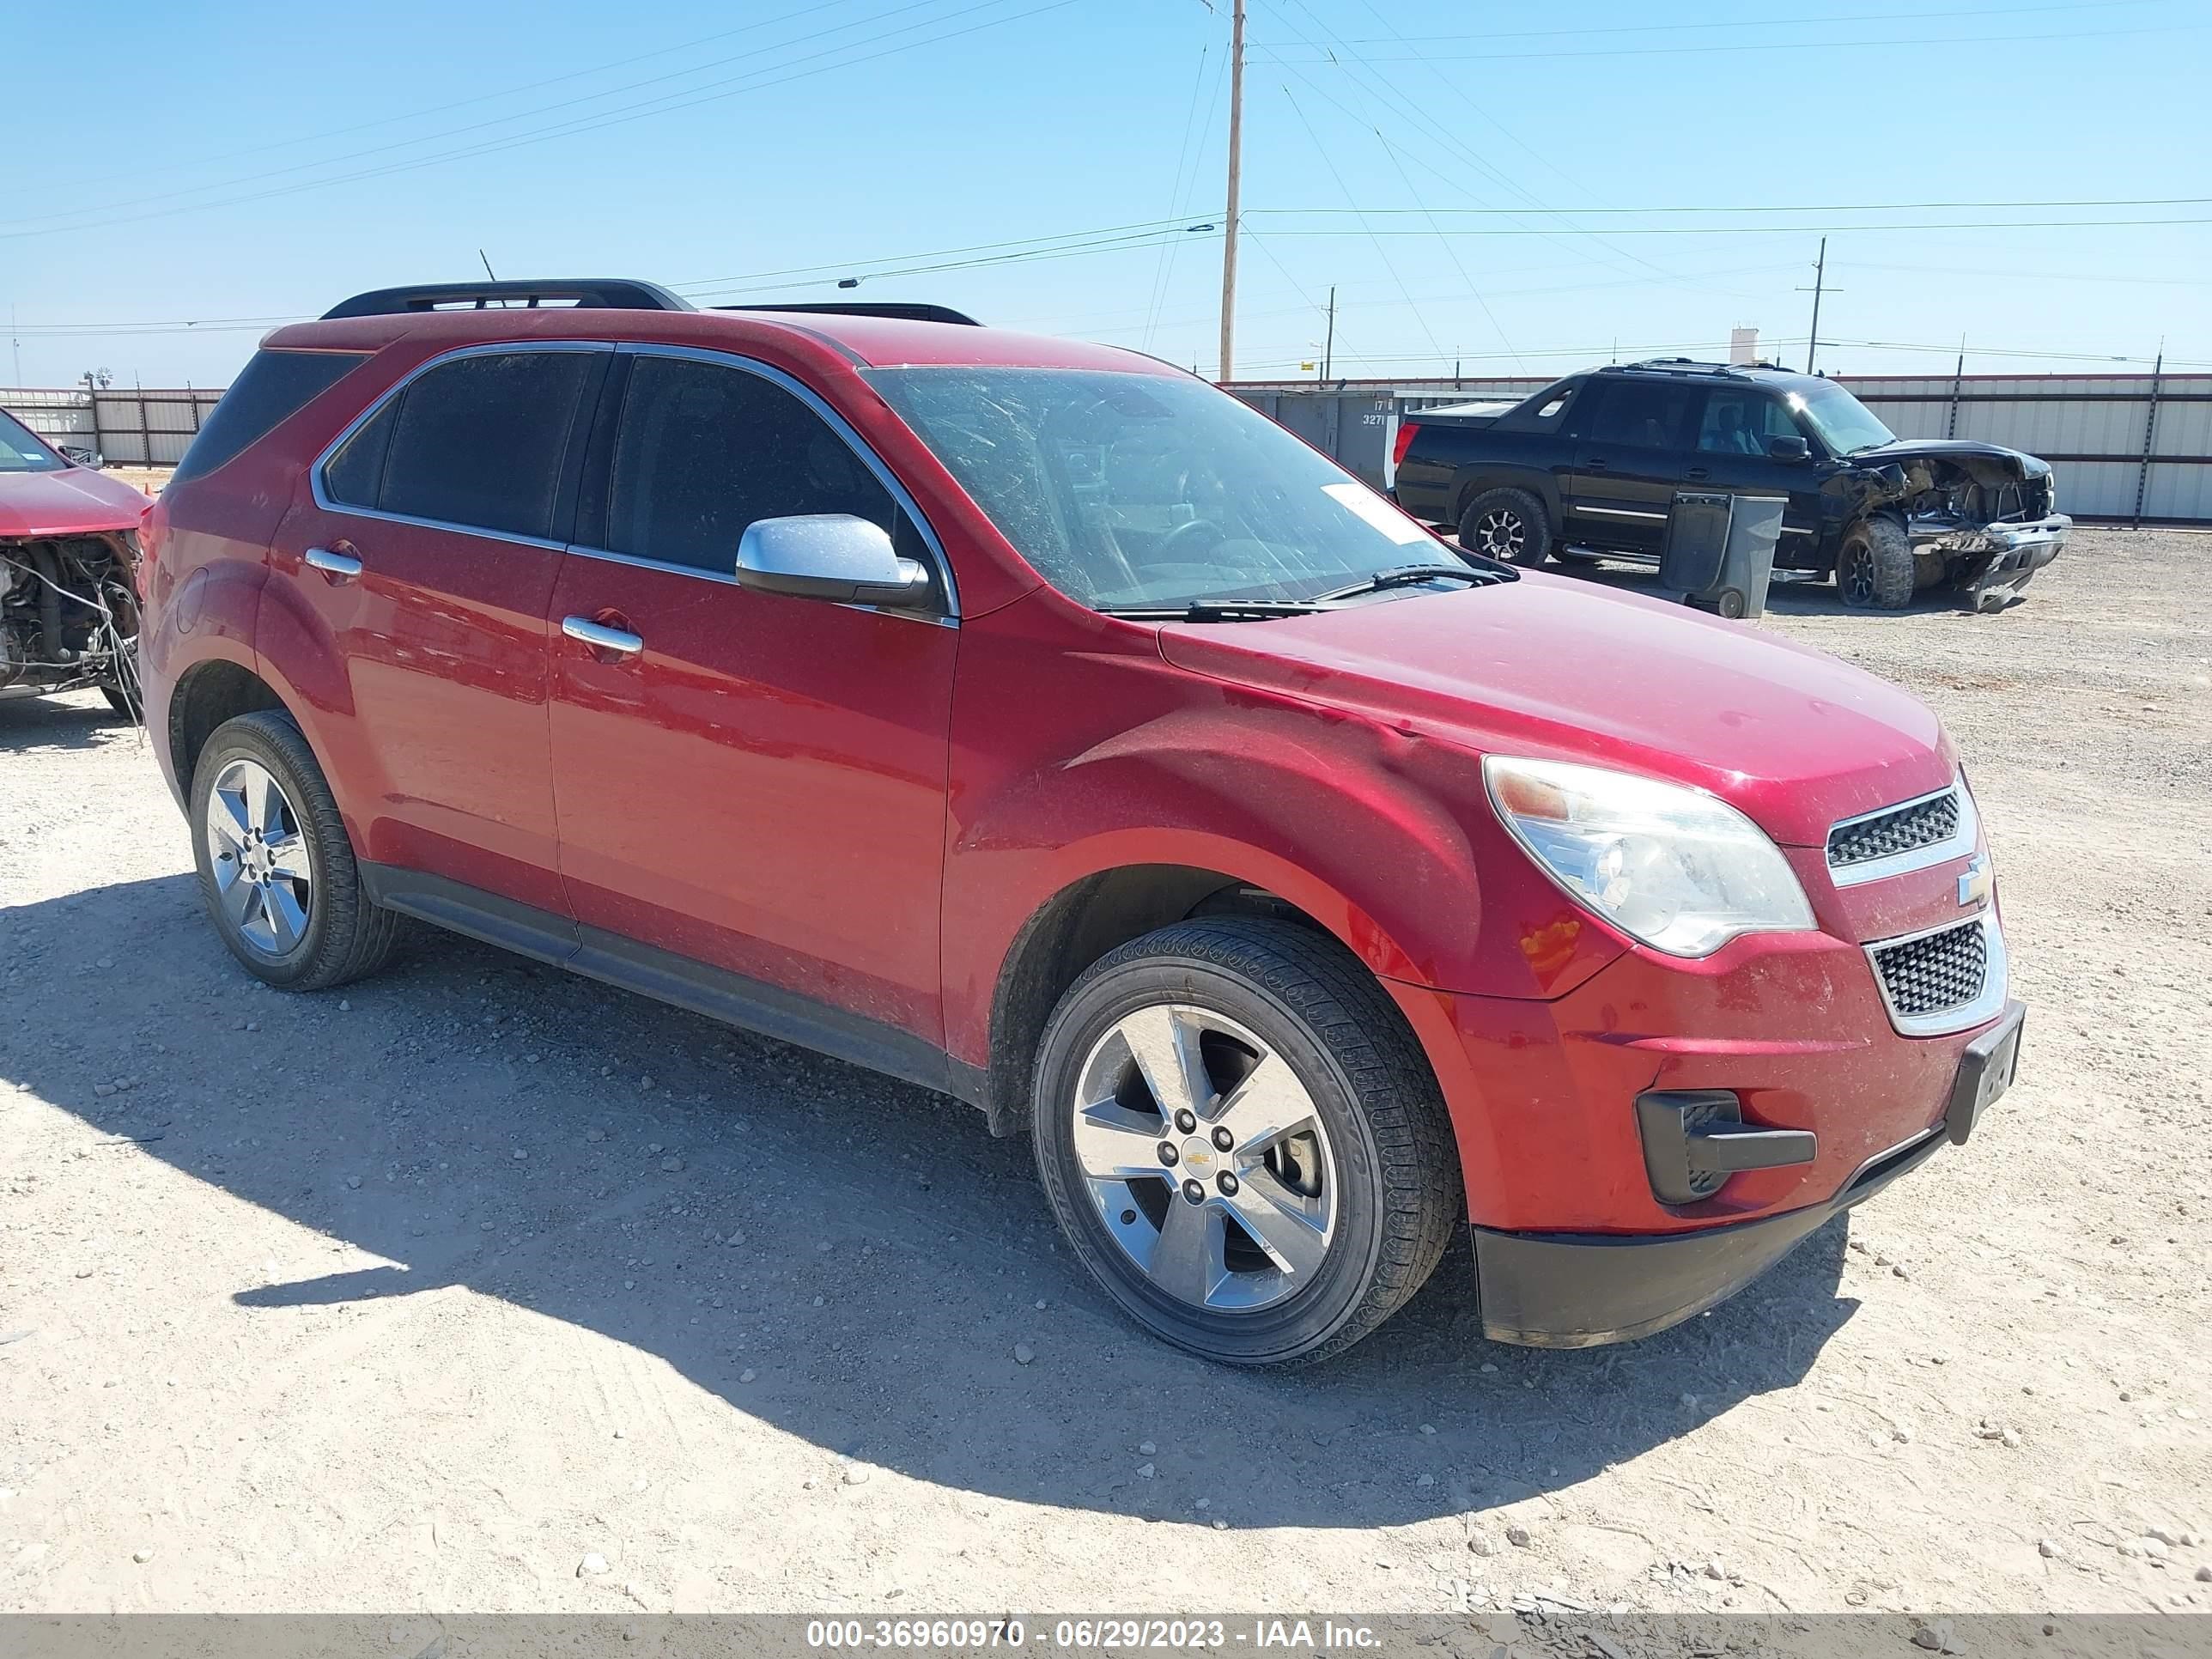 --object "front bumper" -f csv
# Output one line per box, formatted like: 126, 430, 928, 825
1908, 511, 2069, 608
1471, 999, 2026, 1347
